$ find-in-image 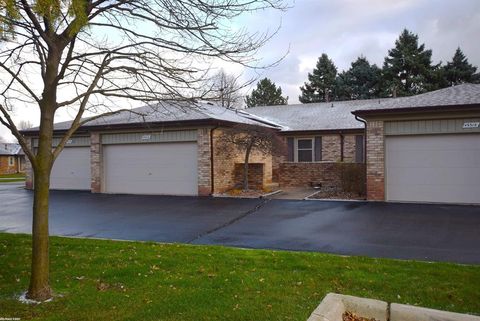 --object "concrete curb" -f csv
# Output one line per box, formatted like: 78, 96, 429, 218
307, 293, 480, 321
